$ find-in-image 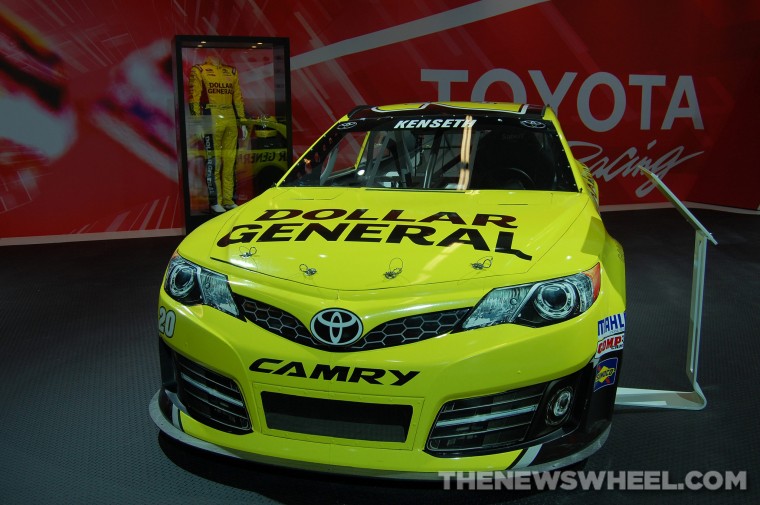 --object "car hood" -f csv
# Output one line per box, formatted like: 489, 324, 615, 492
197, 187, 590, 290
